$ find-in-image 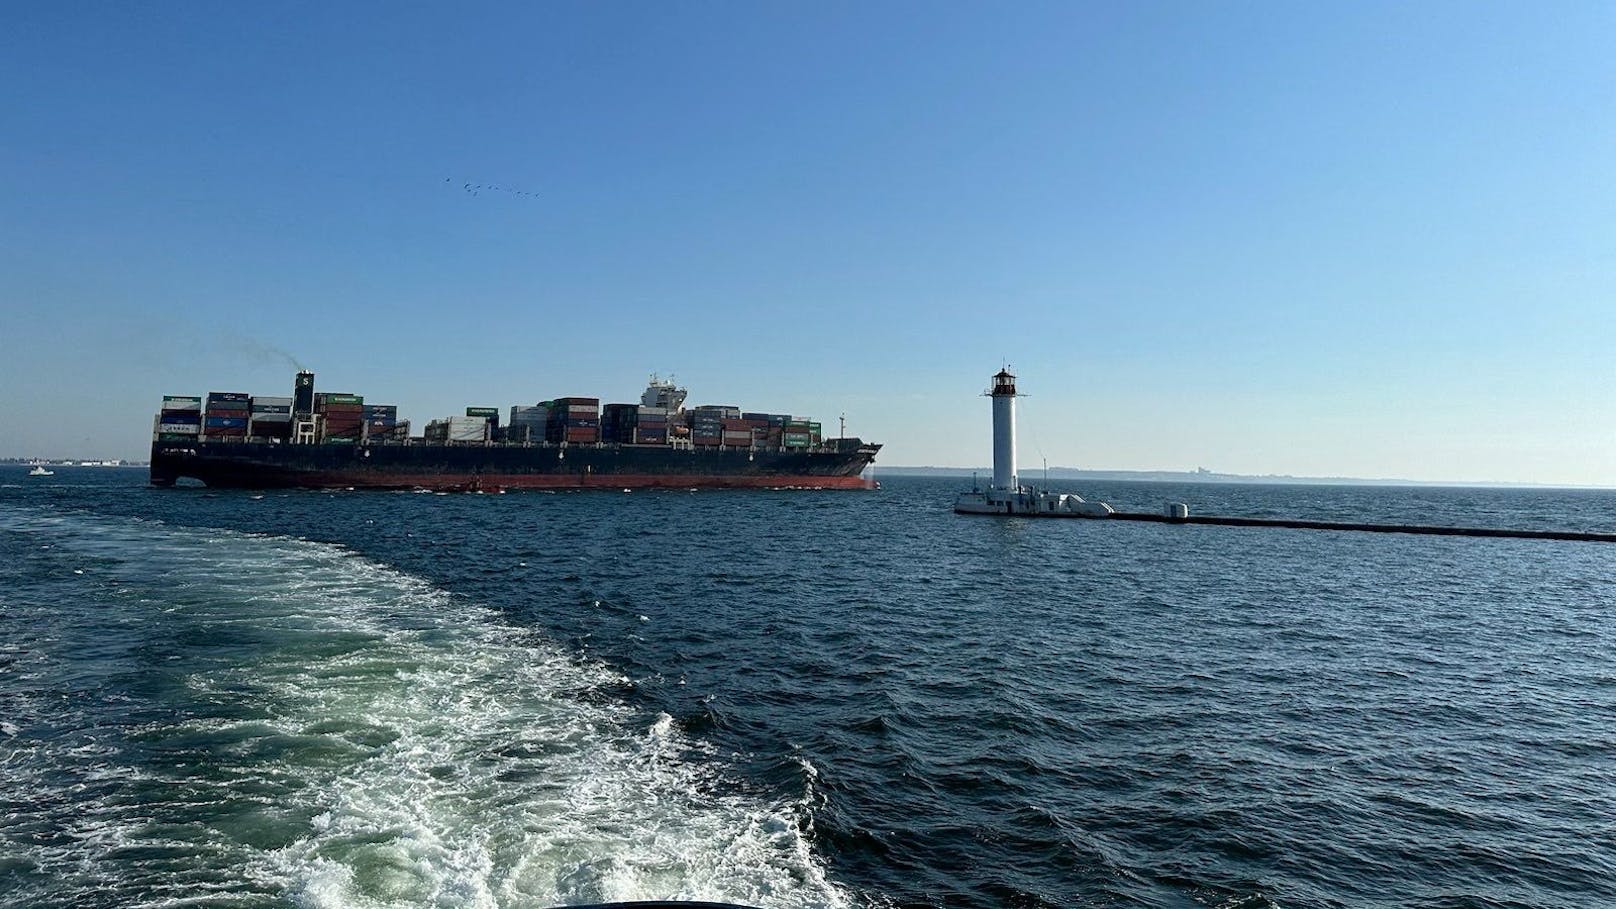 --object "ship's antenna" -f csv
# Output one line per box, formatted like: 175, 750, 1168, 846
839, 412, 846, 440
